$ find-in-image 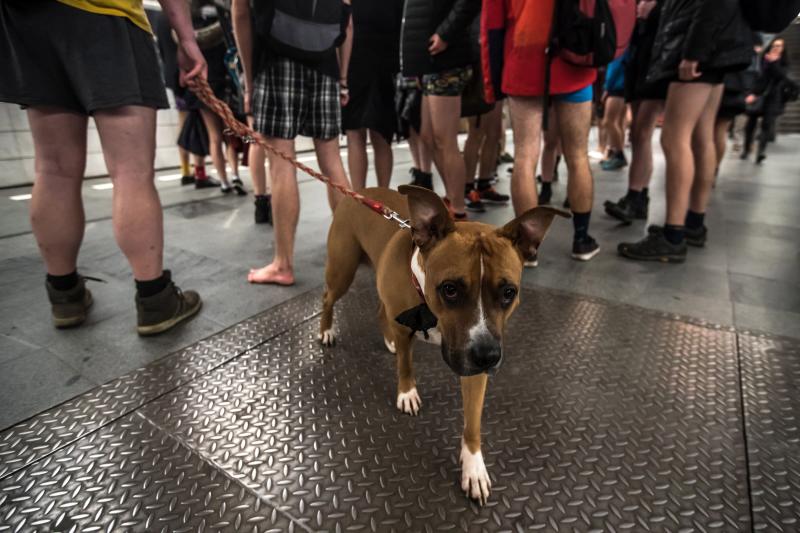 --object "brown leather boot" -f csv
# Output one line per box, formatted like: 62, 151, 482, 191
135, 271, 202, 336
